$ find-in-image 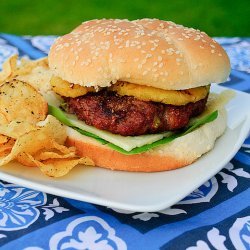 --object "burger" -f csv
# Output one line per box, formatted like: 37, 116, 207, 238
48, 18, 231, 172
